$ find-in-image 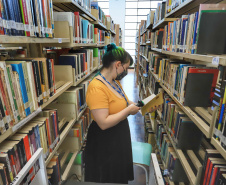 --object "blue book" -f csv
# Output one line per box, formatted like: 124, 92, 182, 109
82, 19, 89, 43
10, 63, 31, 116
180, 18, 188, 52
2, 0, 11, 35
192, 12, 199, 54
5, 0, 17, 36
